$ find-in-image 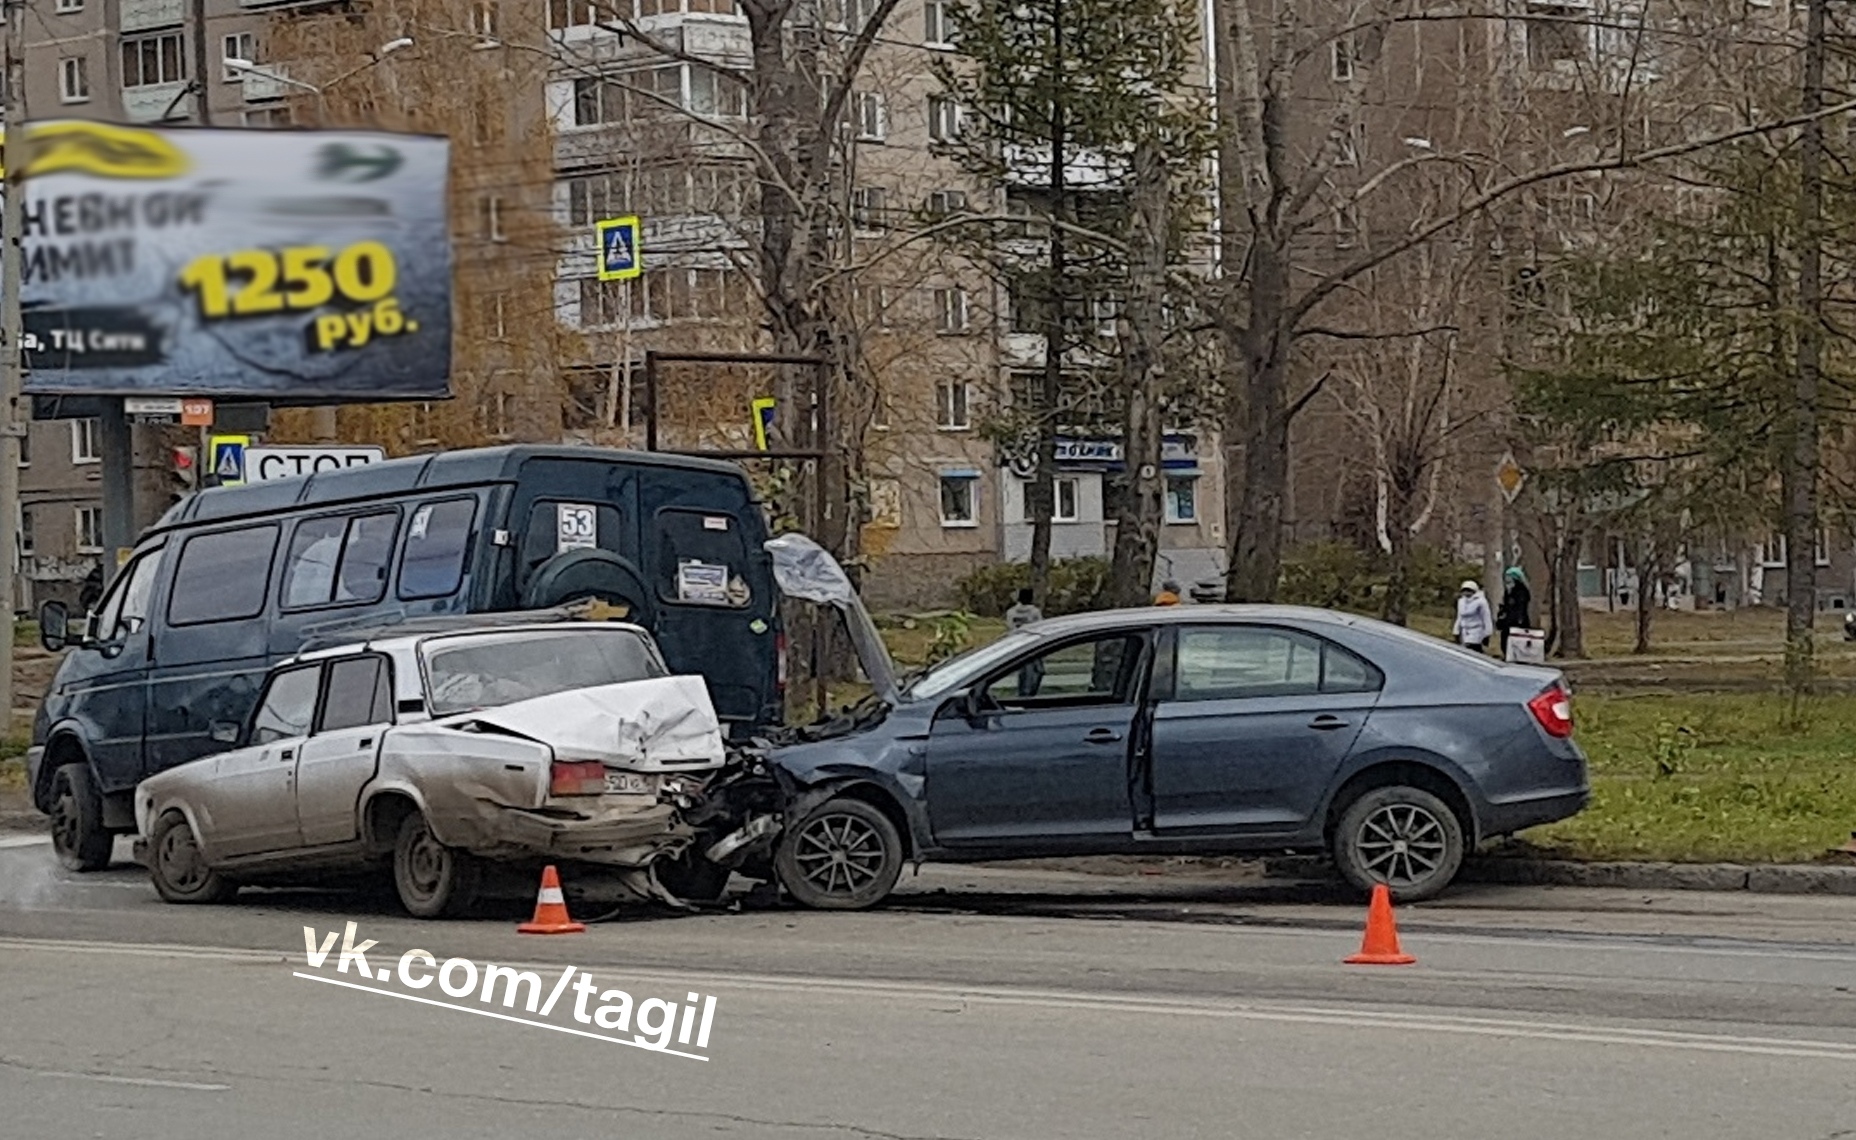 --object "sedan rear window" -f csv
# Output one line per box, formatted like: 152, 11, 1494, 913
423, 630, 667, 715
1173, 626, 1382, 701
